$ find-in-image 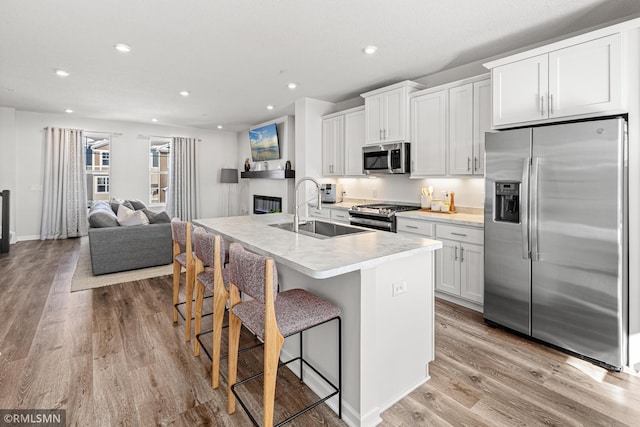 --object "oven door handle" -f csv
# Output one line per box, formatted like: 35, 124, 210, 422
349, 216, 393, 231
